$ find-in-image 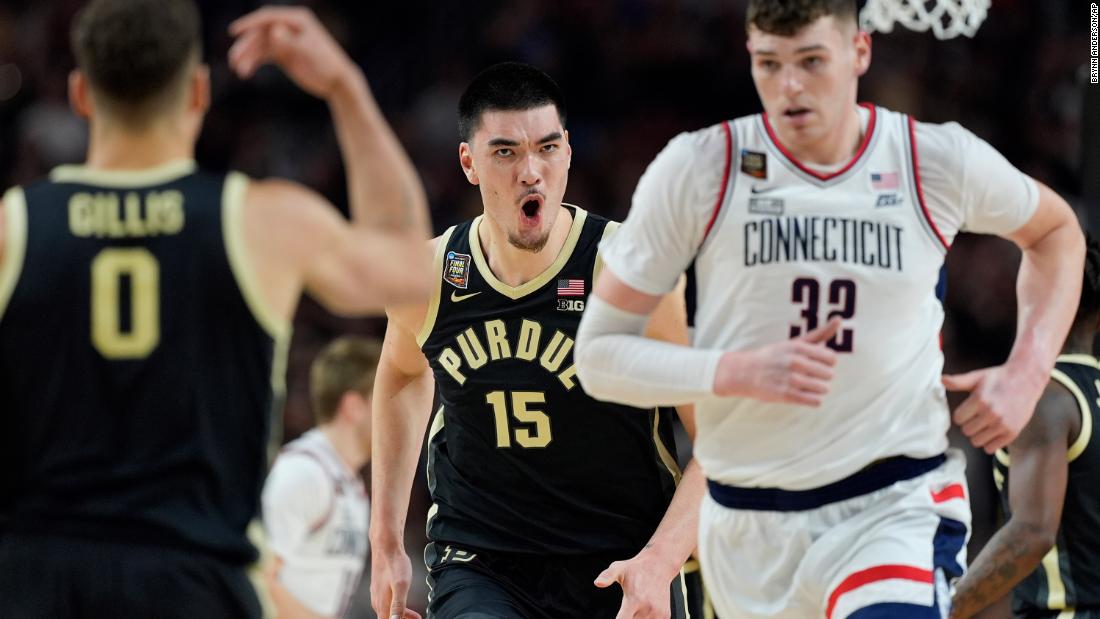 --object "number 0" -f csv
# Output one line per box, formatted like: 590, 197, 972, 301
91, 248, 160, 359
